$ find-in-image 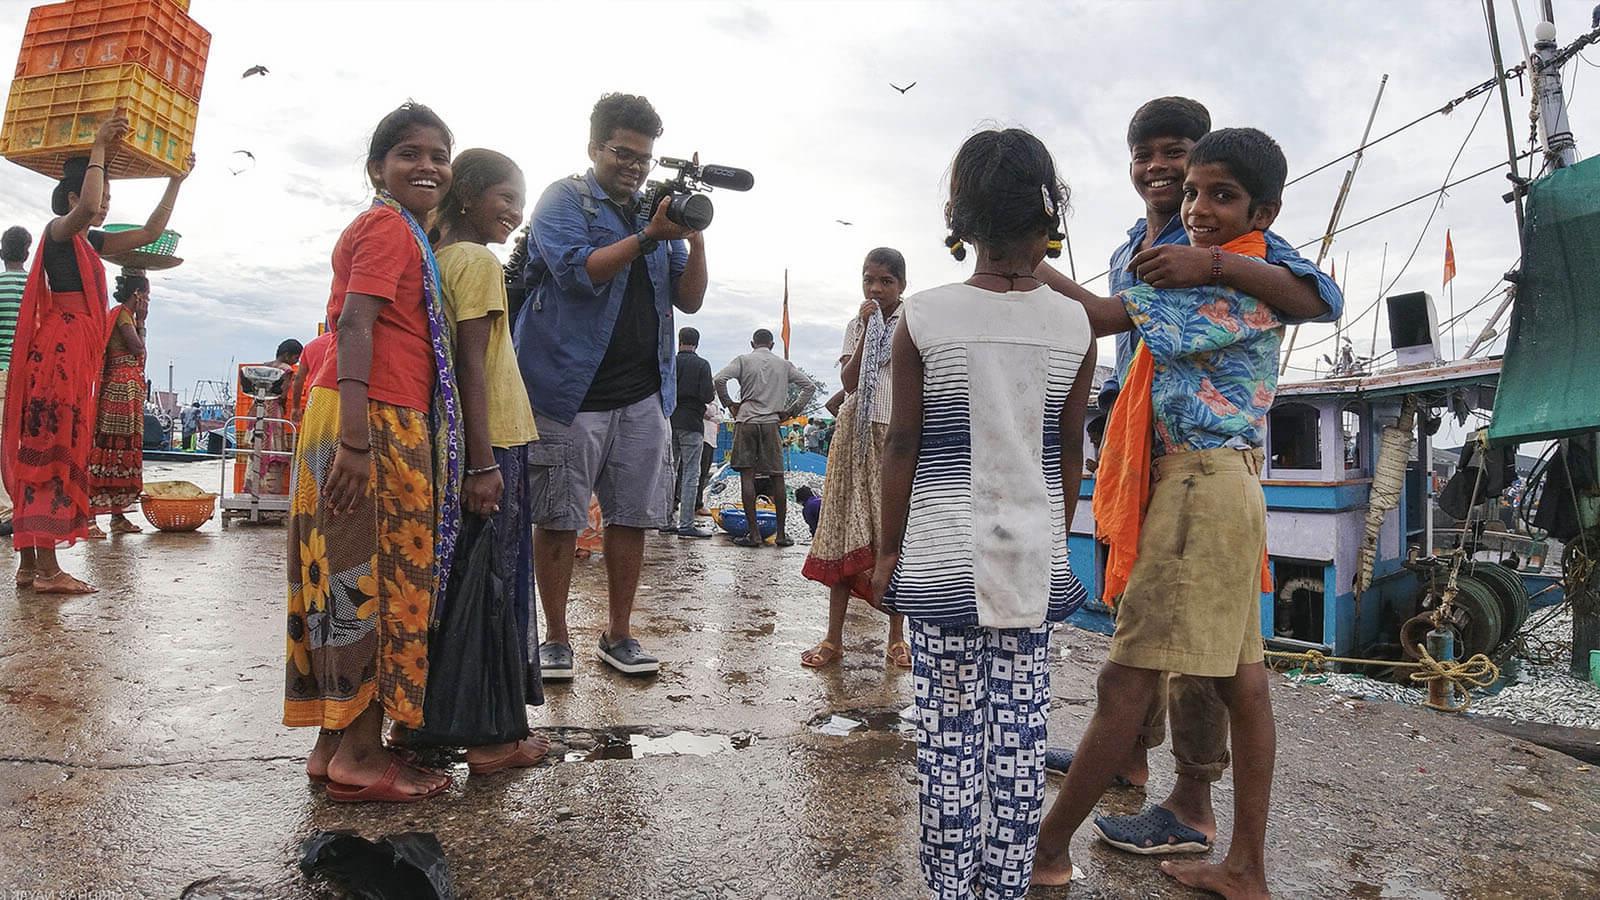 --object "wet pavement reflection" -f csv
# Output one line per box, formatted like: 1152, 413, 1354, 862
2, 463, 1598, 896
